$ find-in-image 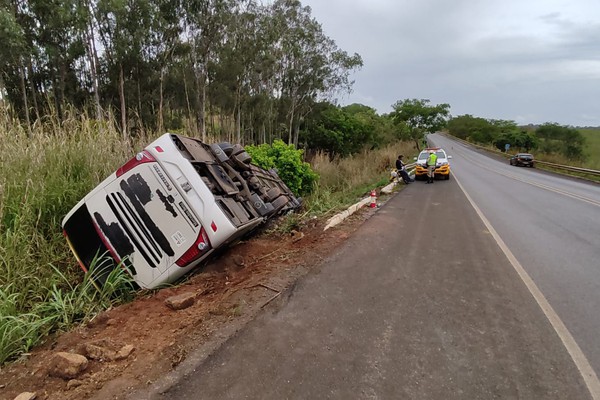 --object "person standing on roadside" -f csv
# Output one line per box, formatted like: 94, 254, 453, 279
395, 155, 414, 184
426, 150, 437, 184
